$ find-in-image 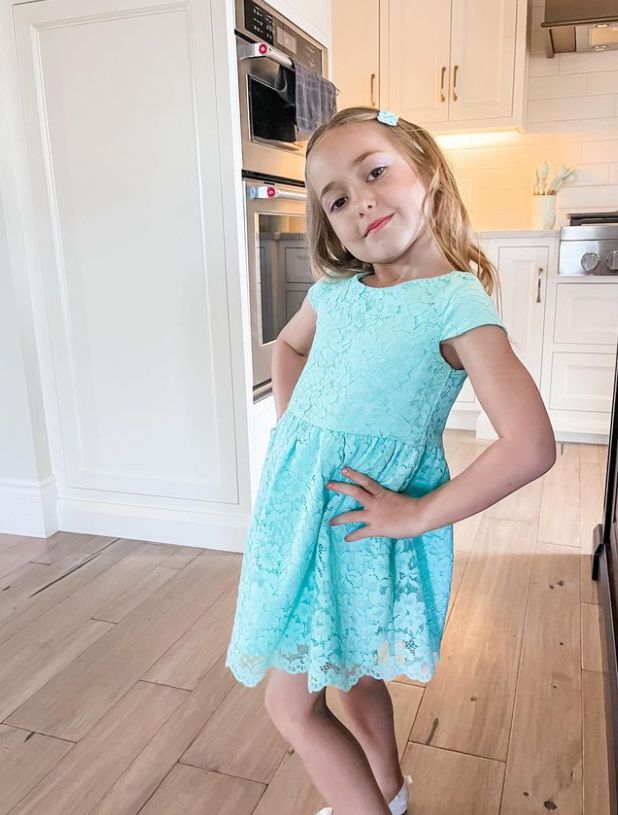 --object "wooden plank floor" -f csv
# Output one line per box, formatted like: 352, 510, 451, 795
0, 430, 611, 814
